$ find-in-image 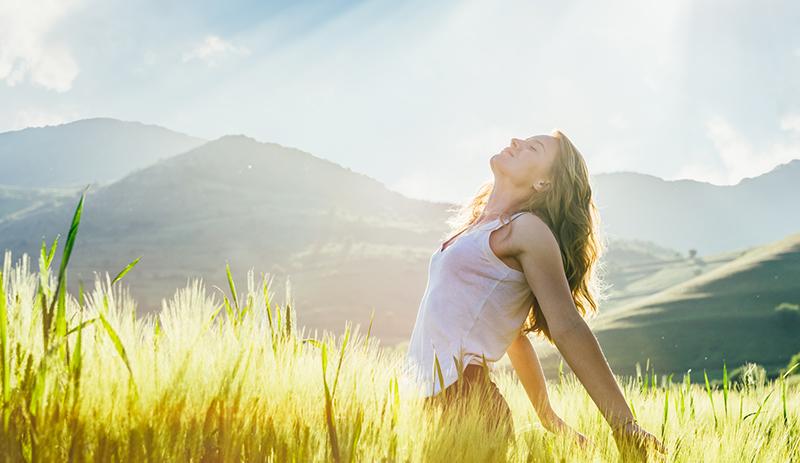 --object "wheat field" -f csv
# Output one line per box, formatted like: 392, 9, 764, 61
0, 192, 797, 463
